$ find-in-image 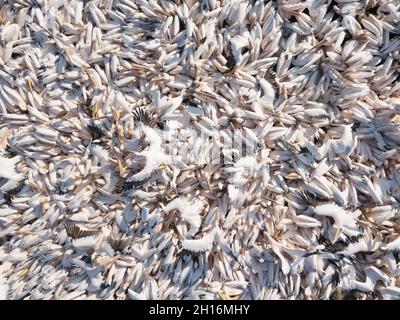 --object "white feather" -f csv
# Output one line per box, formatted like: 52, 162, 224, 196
164, 197, 203, 236
181, 229, 216, 252
128, 126, 164, 181
0, 155, 24, 181
384, 237, 400, 251
332, 125, 355, 154
314, 203, 361, 237
72, 236, 100, 250
91, 144, 109, 165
